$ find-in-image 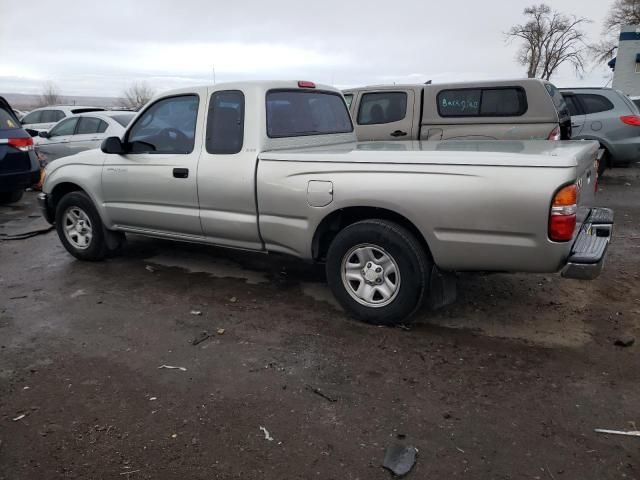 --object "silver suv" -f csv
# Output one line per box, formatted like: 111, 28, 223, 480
560, 88, 640, 173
